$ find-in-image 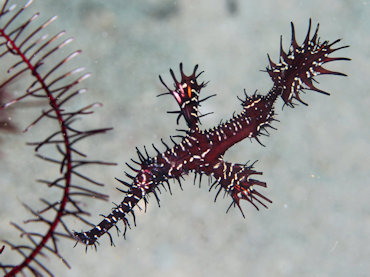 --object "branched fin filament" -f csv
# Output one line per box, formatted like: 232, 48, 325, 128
266, 18, 350, 106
